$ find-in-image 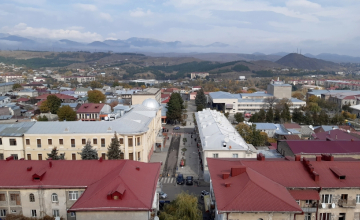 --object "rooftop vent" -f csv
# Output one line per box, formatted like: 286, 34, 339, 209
32, 169, 46, 181
222, 172, 230, 179
107, 184, 126, 200
321, 154, 334, 161
257, 153, 265, 161
295, 155, 301, 161
5, 156, 14, 161
231, 166, 246, 177
136, 166, 140, 171
330, 167, 346, 180
316, 155, 321, 161
225, 183, 231, 187
27, 166, 32, 171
